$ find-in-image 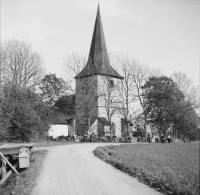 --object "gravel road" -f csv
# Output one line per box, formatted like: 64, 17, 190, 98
32, 143, 162, 195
